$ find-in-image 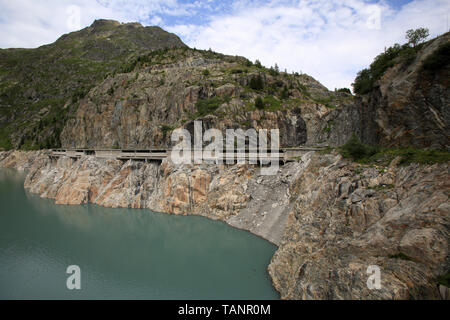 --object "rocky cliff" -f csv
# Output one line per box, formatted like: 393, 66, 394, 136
60, 47, 360, 149
269, 153, 449, 299
1, 150, 448, 299
356, 33, 449, 149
